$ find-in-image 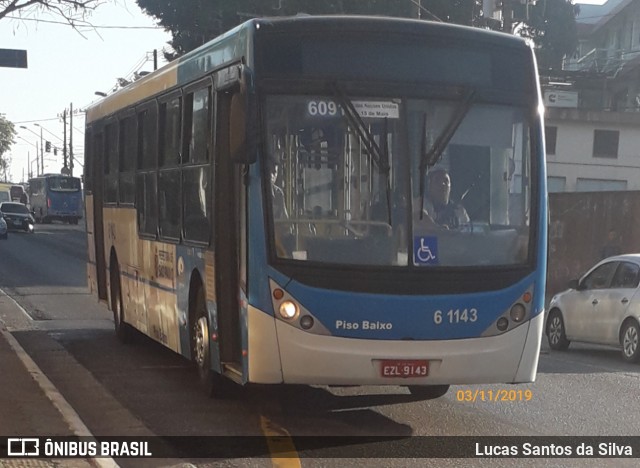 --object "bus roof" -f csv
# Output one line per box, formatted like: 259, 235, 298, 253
85, 15, 531, 124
